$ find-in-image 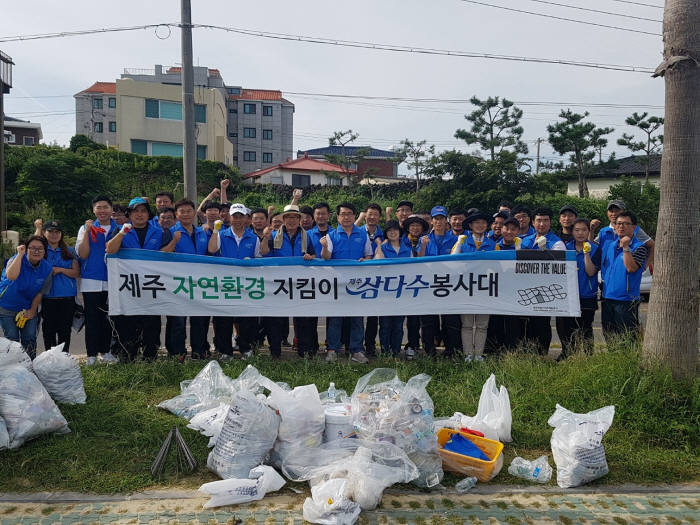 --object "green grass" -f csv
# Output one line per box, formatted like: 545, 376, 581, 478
0, 342, 698, 493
